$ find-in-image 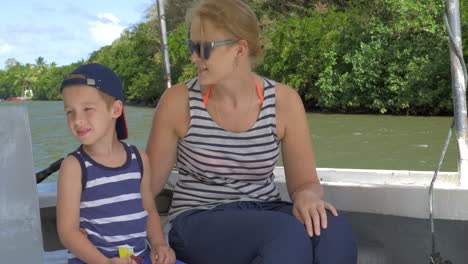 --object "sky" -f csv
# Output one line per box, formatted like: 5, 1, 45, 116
0, 0, 154, 69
